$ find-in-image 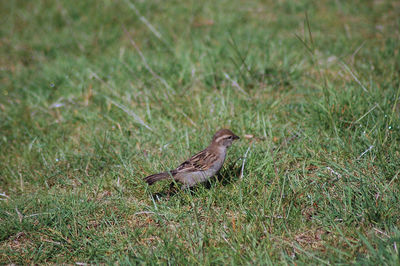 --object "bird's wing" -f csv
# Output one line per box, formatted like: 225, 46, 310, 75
175, 149, 217, 173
